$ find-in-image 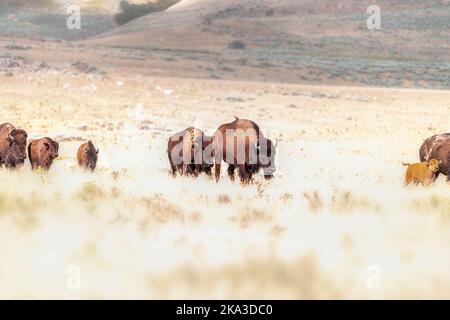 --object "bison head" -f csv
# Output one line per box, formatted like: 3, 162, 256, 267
258, 137, 277, 180
85, 141, 99, 171
42, 139, 59, 166
6, 129, 28, 166
427, 159, 441, 172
